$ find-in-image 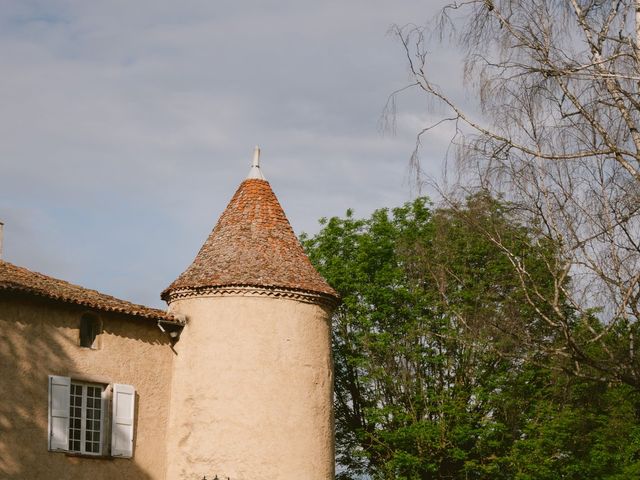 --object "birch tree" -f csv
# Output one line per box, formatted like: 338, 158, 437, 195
393, 0, 640, 386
